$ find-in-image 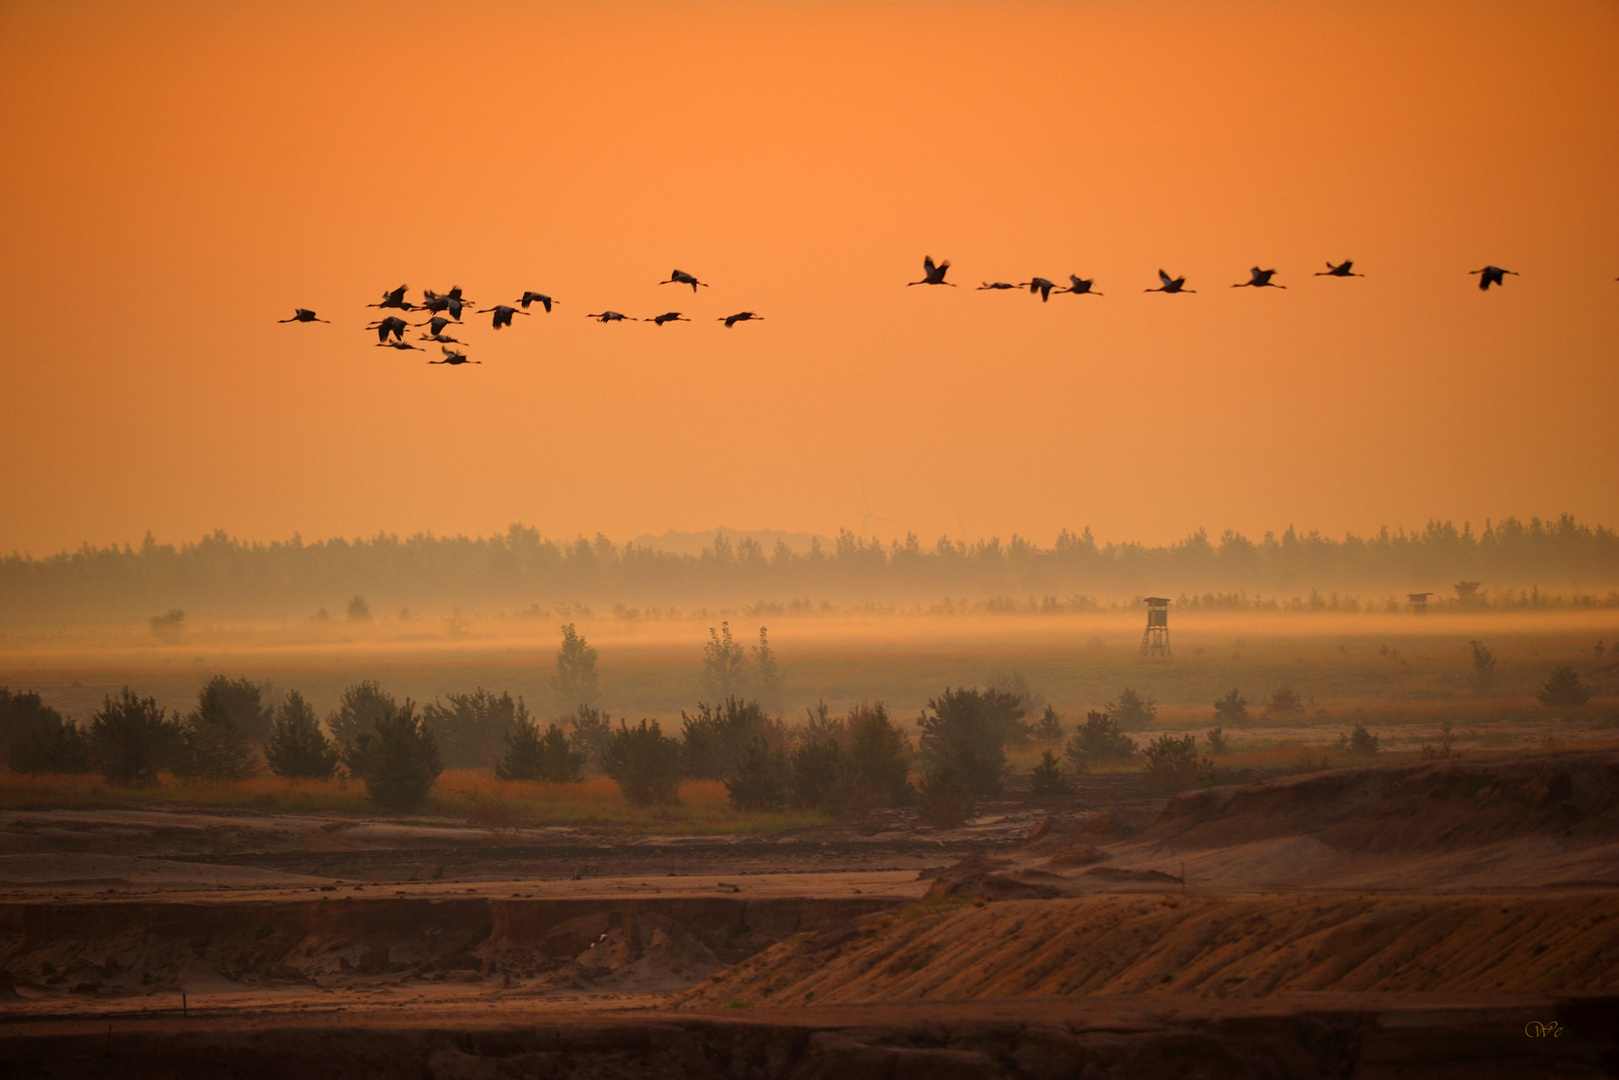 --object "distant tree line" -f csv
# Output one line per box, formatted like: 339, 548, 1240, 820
5, 515, 1617, 624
